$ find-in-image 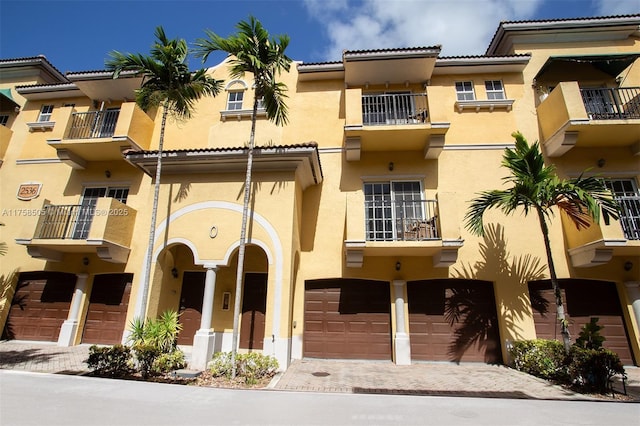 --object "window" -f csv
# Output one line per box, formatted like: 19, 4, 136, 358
605, 179, 640, 240
365, 181, 437, 241
455, 82, 475, 101
38, 105, 54, 122
485, 80, 505, 100
73, 187, 129, 239
0, 115, 8, 126
227, 91, 244, 110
